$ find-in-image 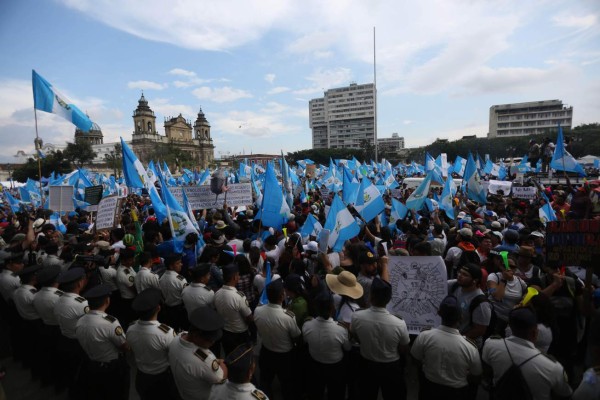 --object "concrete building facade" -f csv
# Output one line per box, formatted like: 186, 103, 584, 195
377, 132, 405, 154
488, 100, 573, 138
309, 82, 375, 149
